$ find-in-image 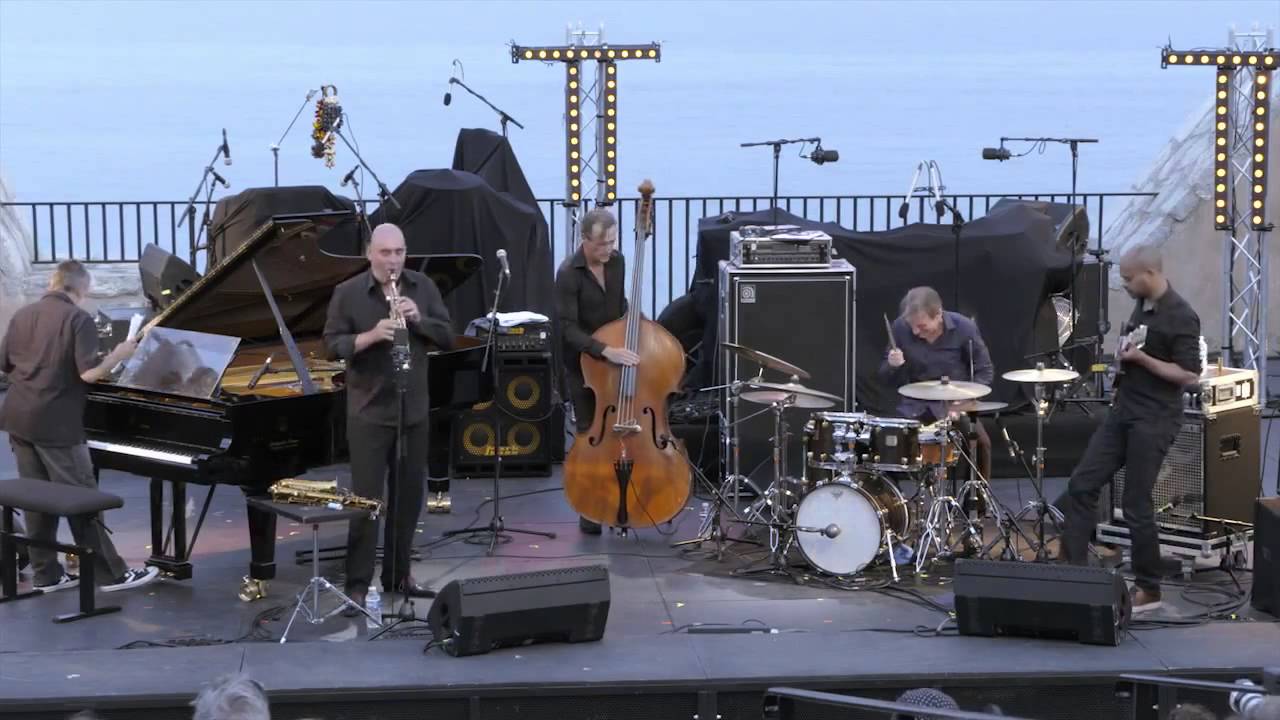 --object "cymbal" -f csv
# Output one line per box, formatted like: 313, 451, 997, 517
898, 379, 992, 401
721, 341, 810, 380
948, 400, 1009, 414
740, 381, 839, 409
1002, 367, 1080, 384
